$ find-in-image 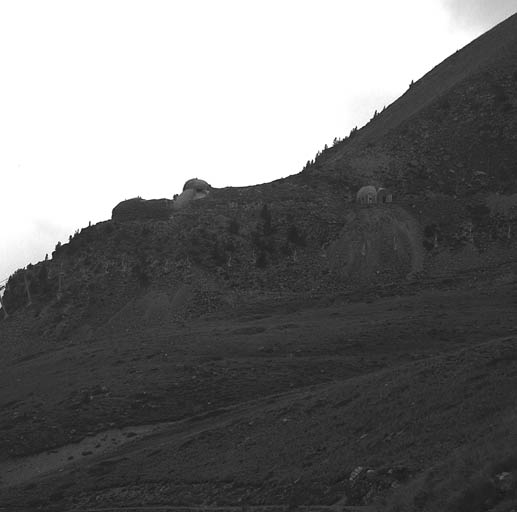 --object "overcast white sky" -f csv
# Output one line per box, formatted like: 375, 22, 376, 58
0, 1, 516, 282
